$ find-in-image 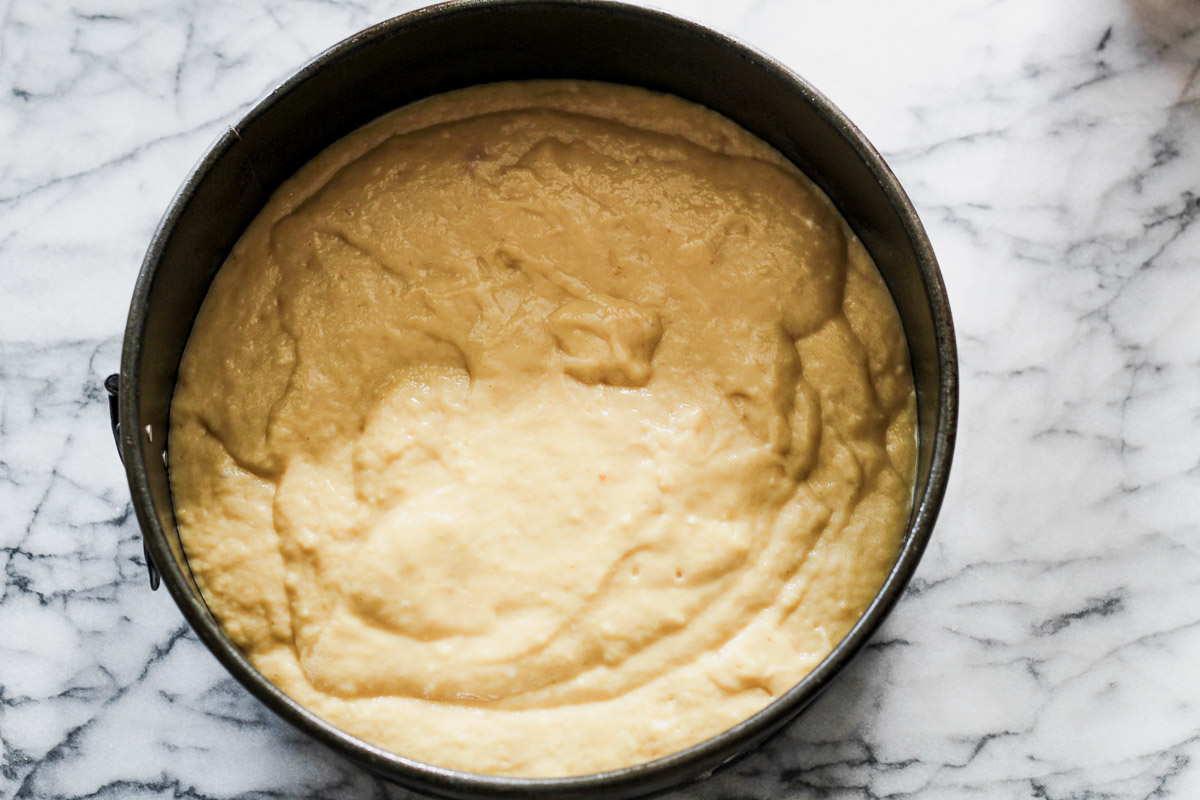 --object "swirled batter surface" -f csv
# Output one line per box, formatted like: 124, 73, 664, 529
169, 81, 916, 777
